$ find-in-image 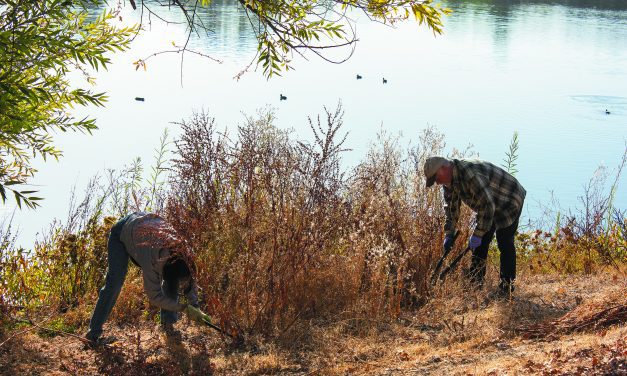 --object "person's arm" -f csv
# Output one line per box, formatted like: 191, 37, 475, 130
463, 169, 495, 237
142, 270, 185, 312
443, 185, 460, 237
